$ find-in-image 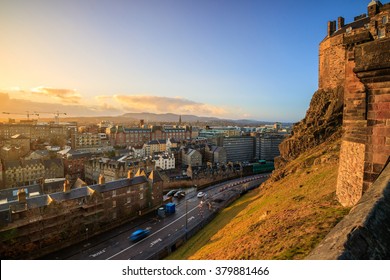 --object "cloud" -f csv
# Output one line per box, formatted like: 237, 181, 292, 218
0, 92, 121, 118
31, 86, 82, 104
113, 95, 228, 117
